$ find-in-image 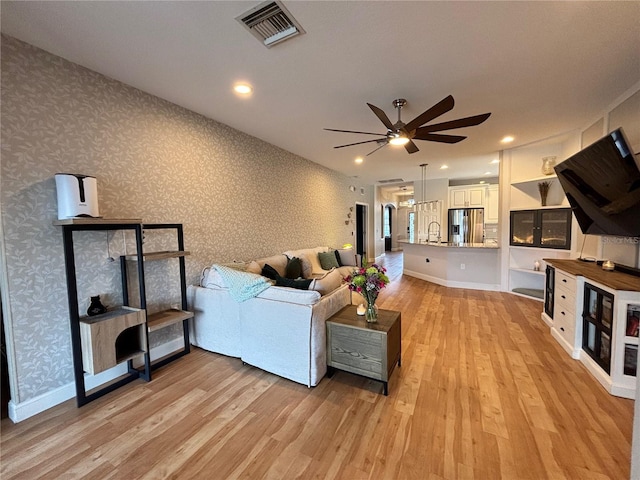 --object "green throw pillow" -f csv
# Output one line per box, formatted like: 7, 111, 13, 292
285, 256, 303, 279
318, 251, 340, 270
